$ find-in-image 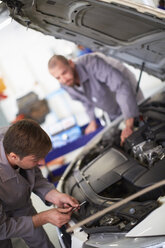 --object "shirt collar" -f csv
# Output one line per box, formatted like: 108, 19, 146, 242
75, 63, 89, 84
0, 140, 17, 182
